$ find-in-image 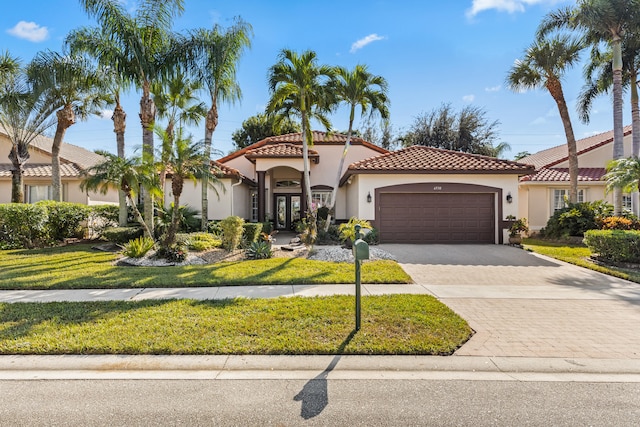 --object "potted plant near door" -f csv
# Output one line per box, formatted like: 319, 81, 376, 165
506, 215, 528, 244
